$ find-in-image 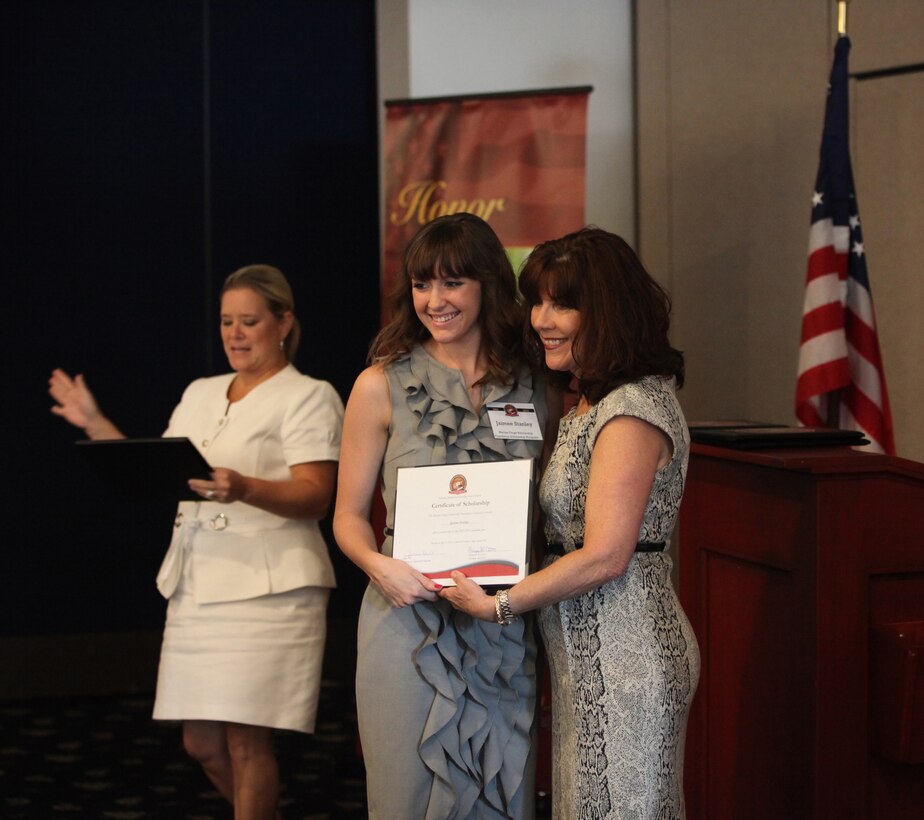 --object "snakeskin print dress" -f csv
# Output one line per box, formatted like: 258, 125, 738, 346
538, 376, 700, 819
